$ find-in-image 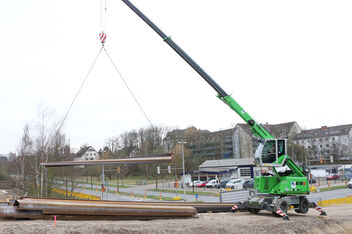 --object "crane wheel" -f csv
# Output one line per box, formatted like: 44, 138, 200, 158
295, 197, 309, 214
